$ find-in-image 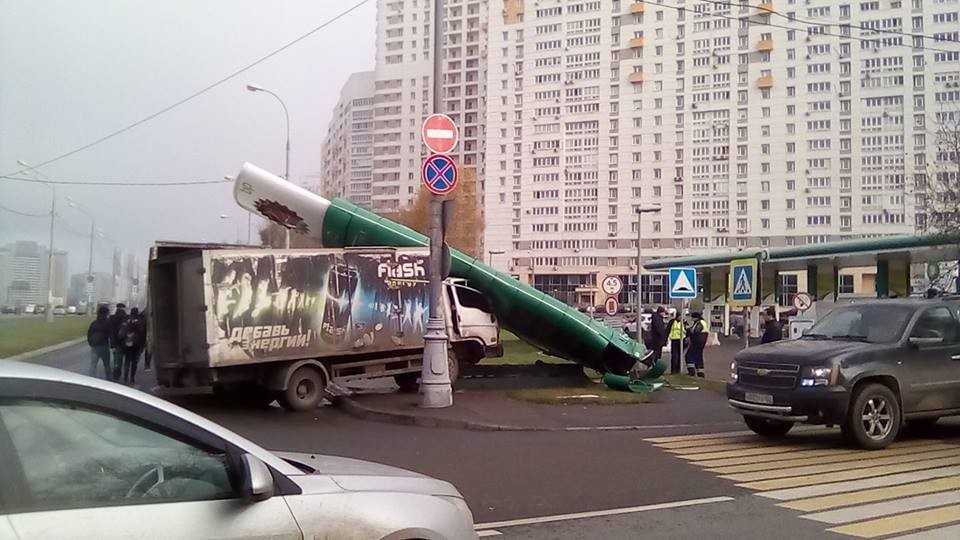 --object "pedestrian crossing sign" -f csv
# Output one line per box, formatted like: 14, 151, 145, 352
668, 267, 698, 299
729, 258, 758, 307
